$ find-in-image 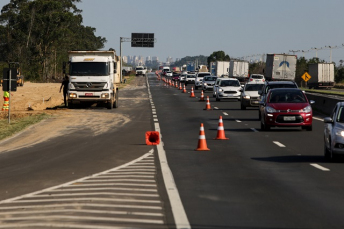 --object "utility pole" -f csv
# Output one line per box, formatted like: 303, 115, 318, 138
325, 45, 337, 63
